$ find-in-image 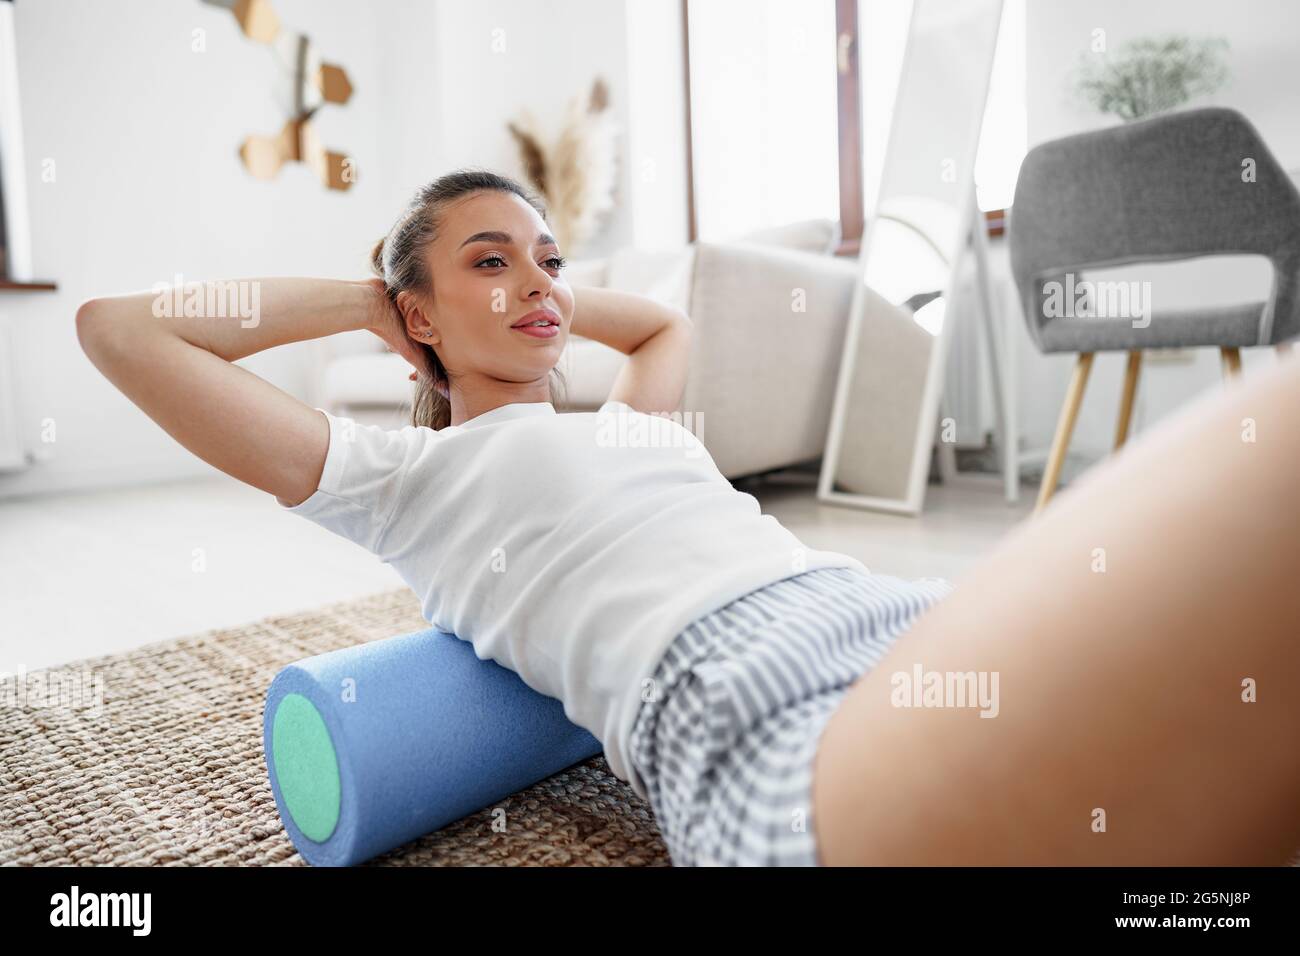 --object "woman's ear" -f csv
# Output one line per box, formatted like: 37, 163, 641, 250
396, 290, 439, 345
